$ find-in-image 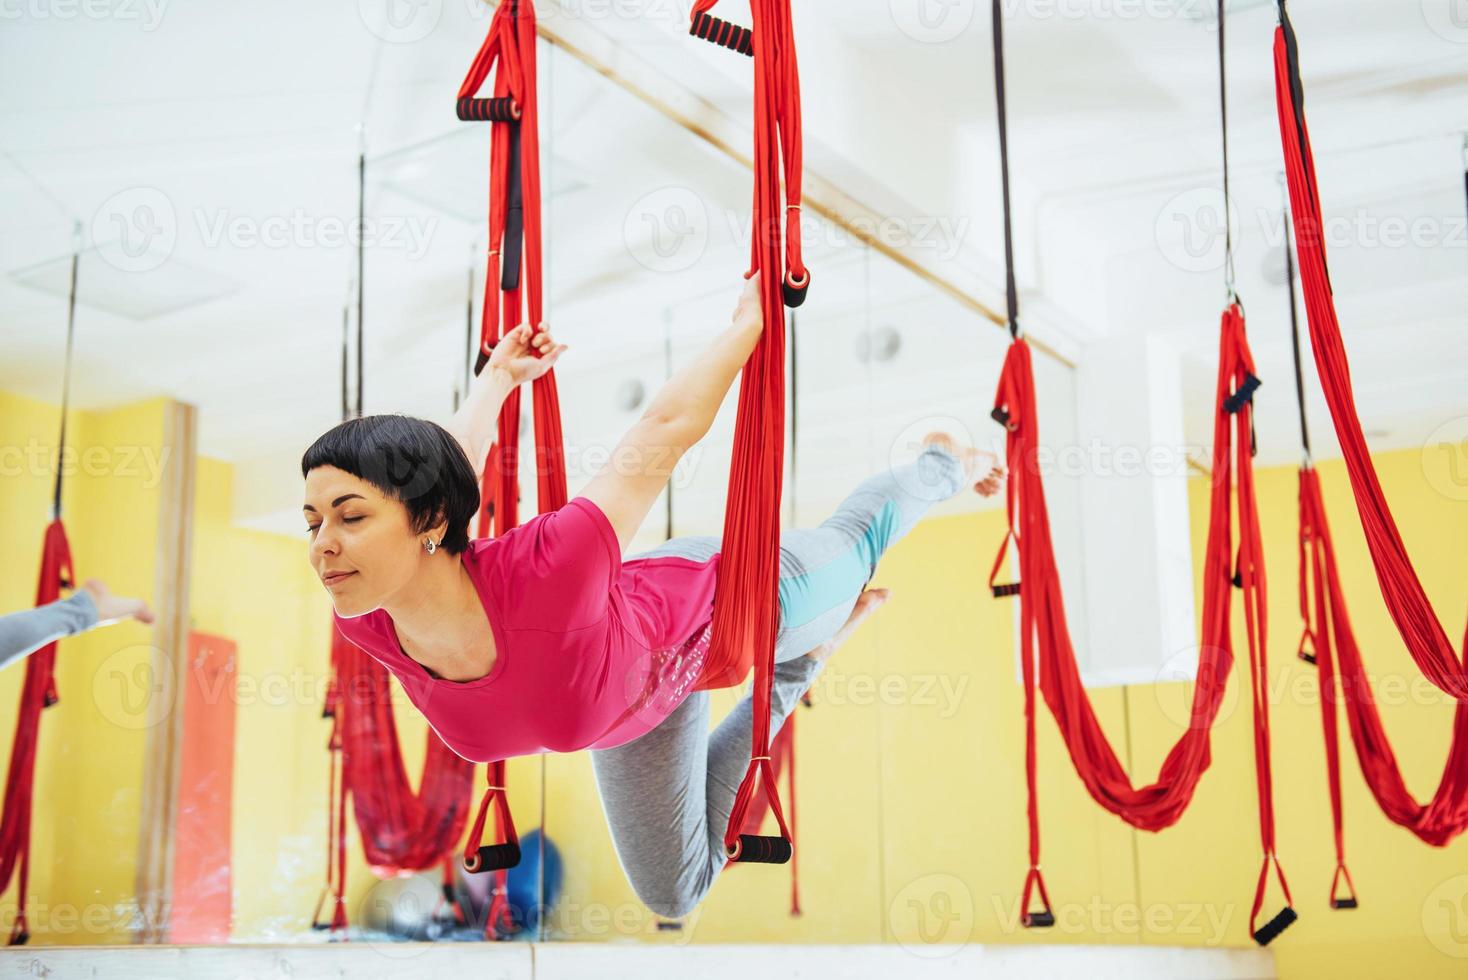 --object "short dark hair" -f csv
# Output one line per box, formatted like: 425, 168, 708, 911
301, 415, 479, 555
